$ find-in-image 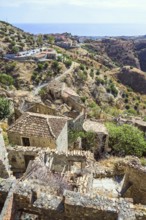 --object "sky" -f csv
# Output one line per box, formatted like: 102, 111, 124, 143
0, 0, 146, 24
